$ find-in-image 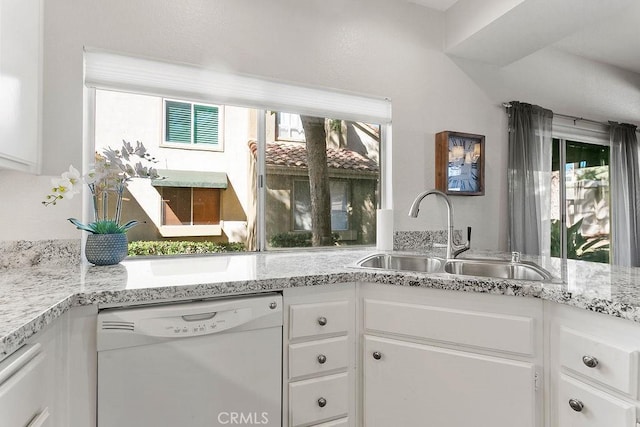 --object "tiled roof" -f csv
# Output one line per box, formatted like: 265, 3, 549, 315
262, 141, 379, 172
